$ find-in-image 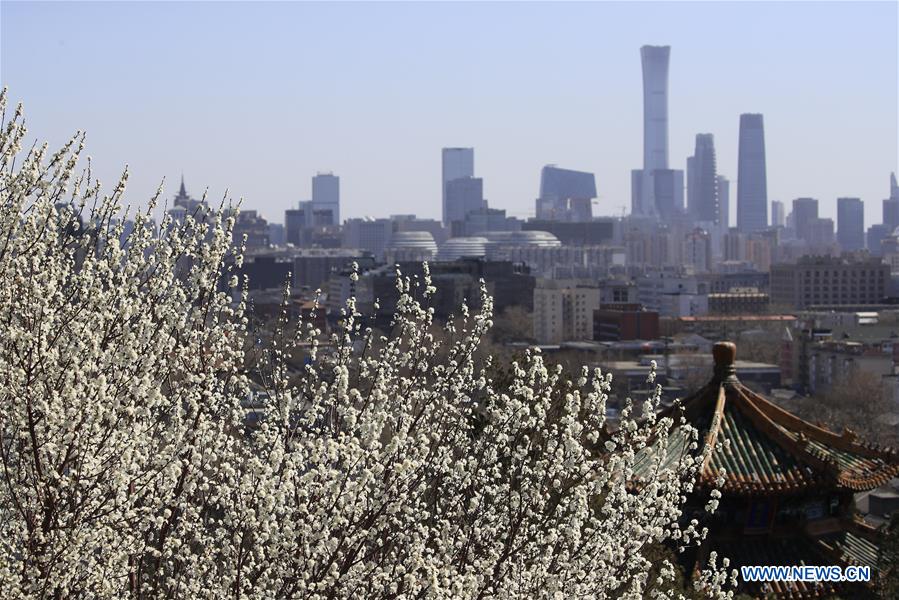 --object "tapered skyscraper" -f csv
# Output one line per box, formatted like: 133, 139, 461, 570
631, 45, 671, 217
736, 114, 768, 233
